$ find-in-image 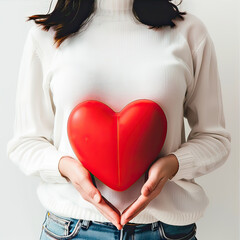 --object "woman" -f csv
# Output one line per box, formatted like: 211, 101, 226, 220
7, 0, 231, 239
